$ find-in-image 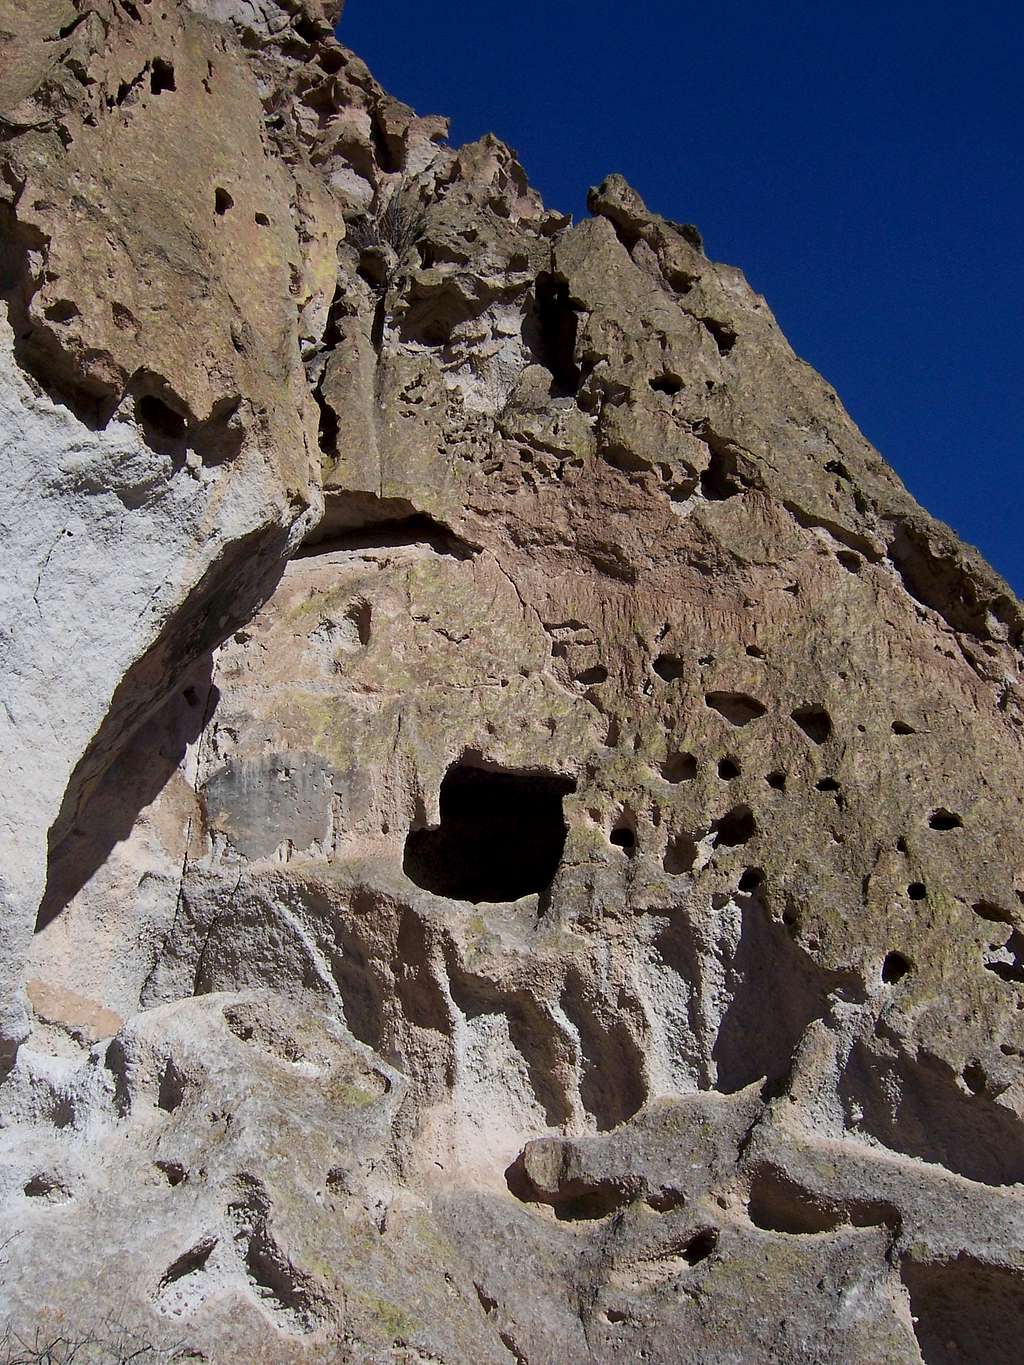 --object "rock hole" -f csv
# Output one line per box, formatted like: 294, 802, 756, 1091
902, 1257, 1024, 1365
791, 705, 832, 745
962, 1062, 988, 1095
214, 187, 233, 216
766, 770, 787, 791
712, 805, 756, 848
150, 58, 175, 94
23, 1172, 70, 1200
43, 300, 80, 324
745, 644, 765, 658
682, 1228, 718, 1265
836, 550, 862, 572
649, 372, 683, 396
929, 808, 962, 831
136, 392, 186, 442
892, 720, 916, 735
157, 1060, 187, 1113
664, 832, 698, 875
160, 1237, 216, 1289
706, 691, 766, 726
700, 317, 736, 355
610, 821, 636, 854
403, 761, 575, 903
907, 882, 927, 901
748, 1169, 842, 1234
816, 777, 840, 792
346, 600, 372, 647
881, 951, 911, 984
718, 757, 741, 780
973, 900, 1013, 924
660, 751, 697, 783
700, 453, 743, 500
646, 1186, 686, 1213
532, 272, 581, 396
155, 1161, 187, 1186
738, 868, 763, 893
576, 665, 608, 686
666, 266, 698, 294
255, 211, 270, 226
653, 653, 685, 682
